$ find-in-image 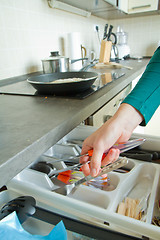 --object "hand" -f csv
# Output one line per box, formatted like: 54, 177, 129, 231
80, 103, 144, 177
